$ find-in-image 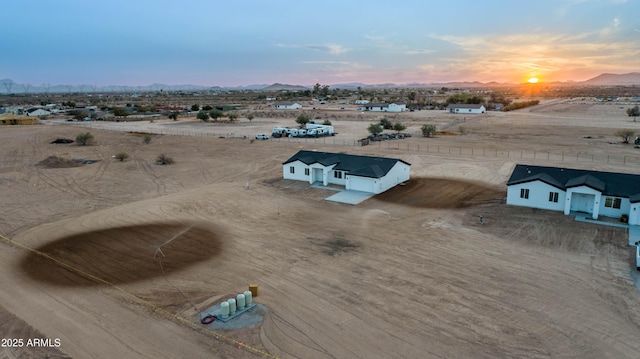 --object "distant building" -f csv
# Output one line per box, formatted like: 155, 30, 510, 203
25, 108, 51, 117
273, 101, 302, 110
360, 102, 407, 112
354, 99, 370, 105
445, 104, 485, 114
